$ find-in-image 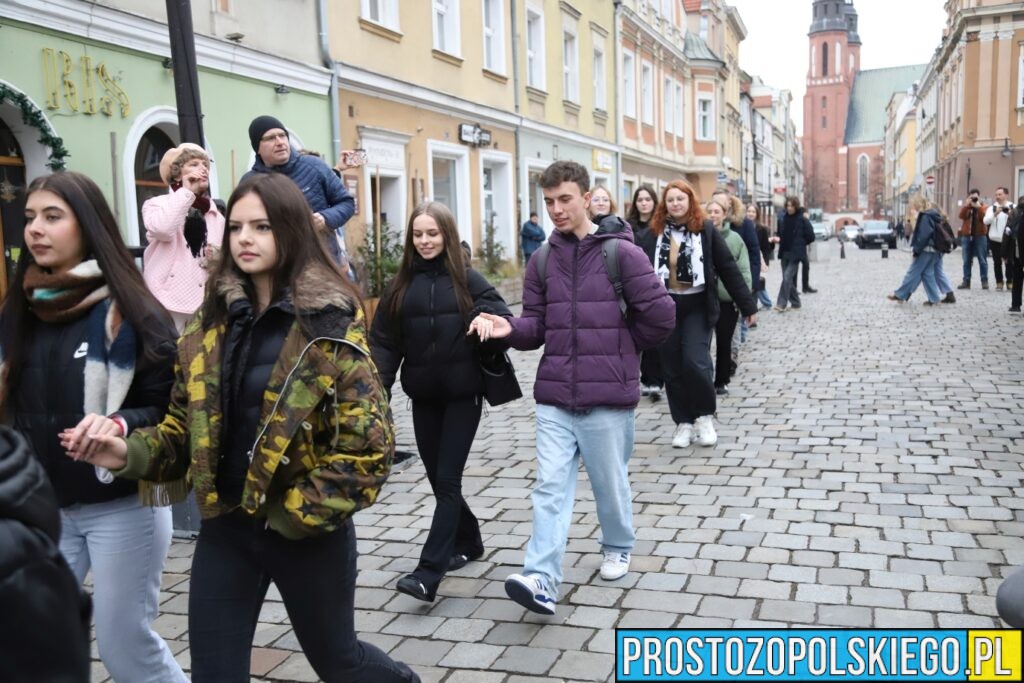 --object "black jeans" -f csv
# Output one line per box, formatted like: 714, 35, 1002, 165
659, 295, 715, 424
189, 512, 419, 683
639, 350, 663, 388
410, 396, 484, 594
989, 240, 1005, 284
799, 255, 811, 291
1011, 254, 1023, 309
714, 302, 739, 388
776, 256, 802, 308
